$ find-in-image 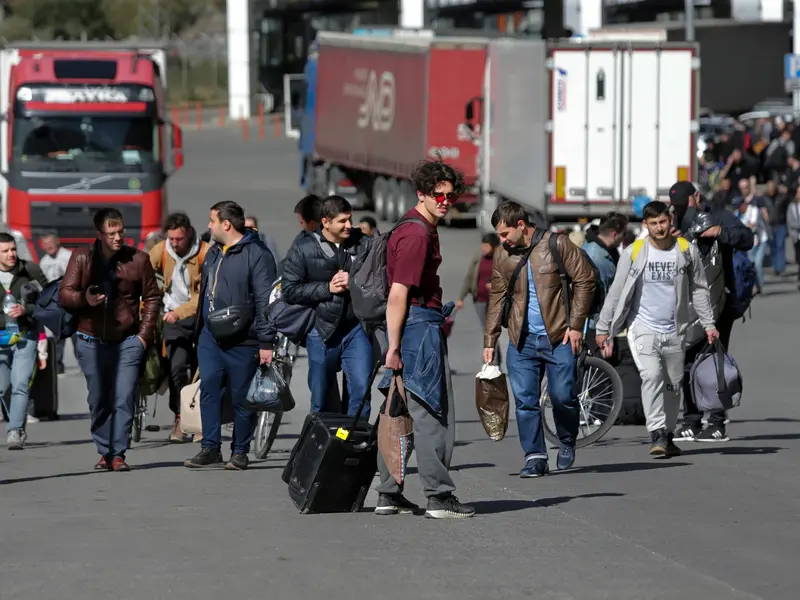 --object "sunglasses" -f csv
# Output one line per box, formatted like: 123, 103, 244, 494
432, 192, 459, 204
